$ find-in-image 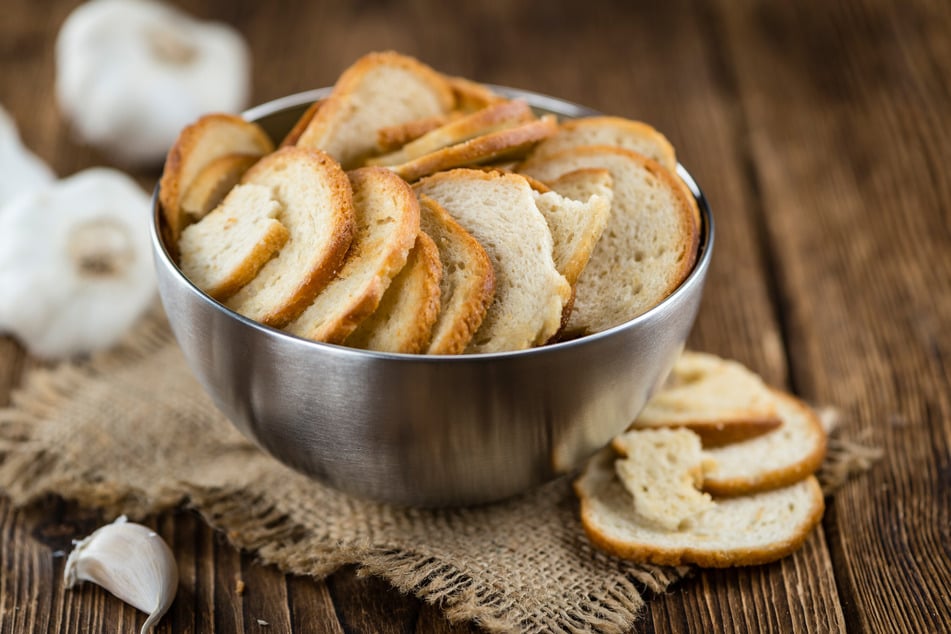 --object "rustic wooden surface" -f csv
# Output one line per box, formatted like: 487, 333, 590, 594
1, 0, 949, 632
